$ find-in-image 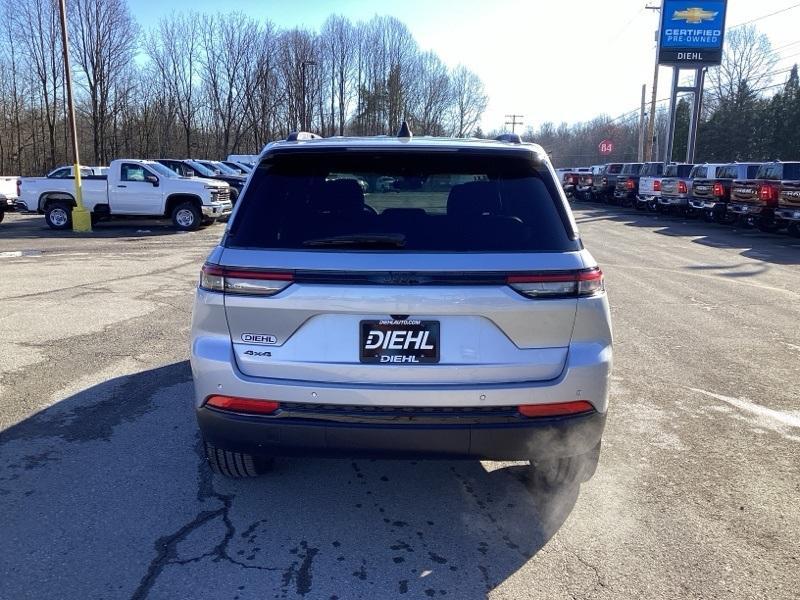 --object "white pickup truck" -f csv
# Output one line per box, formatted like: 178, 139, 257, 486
18, 159, 232, 230
0, 176, 20, 222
